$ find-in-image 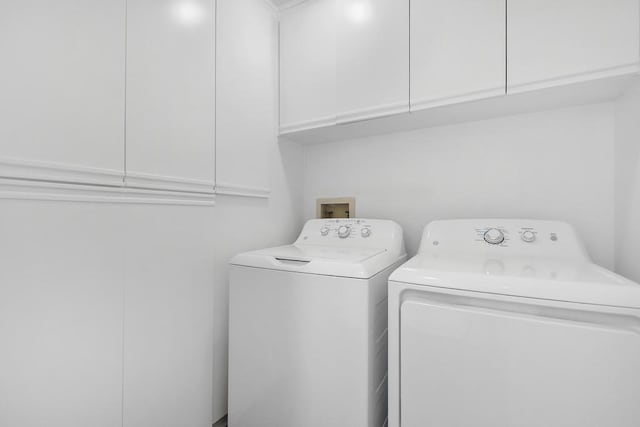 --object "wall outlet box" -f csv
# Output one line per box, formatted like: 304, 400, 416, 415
316, 197, 356, 219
